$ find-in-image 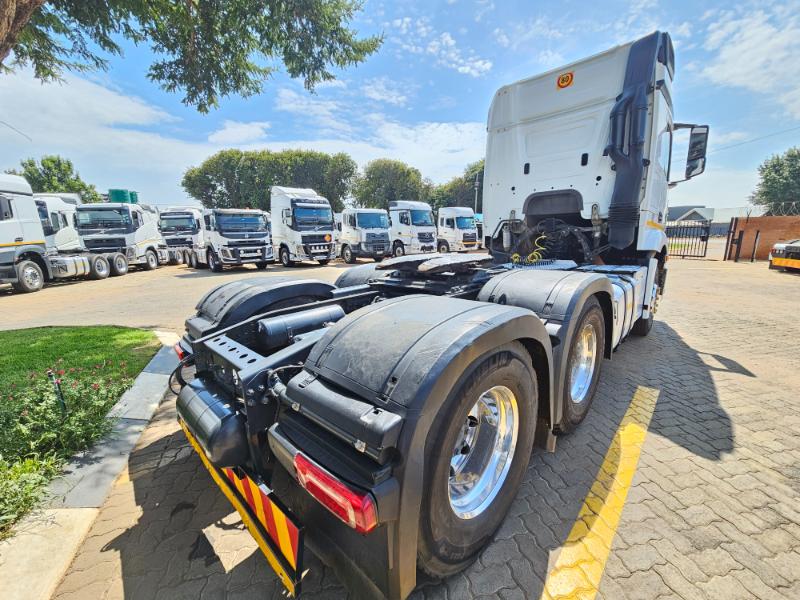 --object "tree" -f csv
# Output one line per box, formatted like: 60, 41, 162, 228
352, 159, 428, 210
751, 147, 800, 214
1, 1, 381, 112
429, 159, 484, 212
6, 155, 102, 202
182, 149, 357, 212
